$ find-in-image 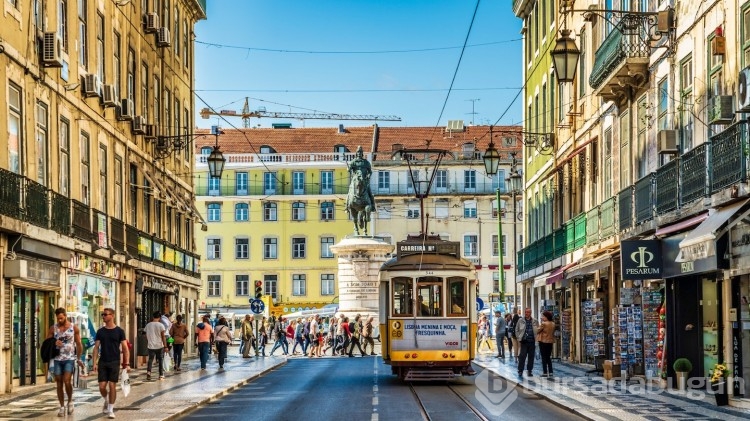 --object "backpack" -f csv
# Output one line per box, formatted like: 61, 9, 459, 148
41, 337, 58, 363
